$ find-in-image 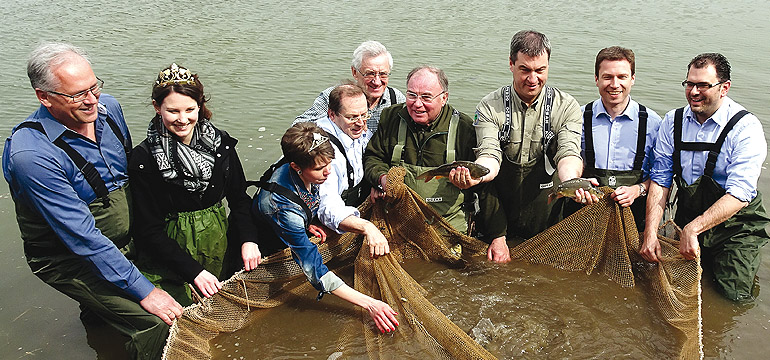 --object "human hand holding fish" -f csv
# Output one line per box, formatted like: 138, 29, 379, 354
417, 161, 490, 190
575, 178, 601, 205
548, 177, 602, 204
